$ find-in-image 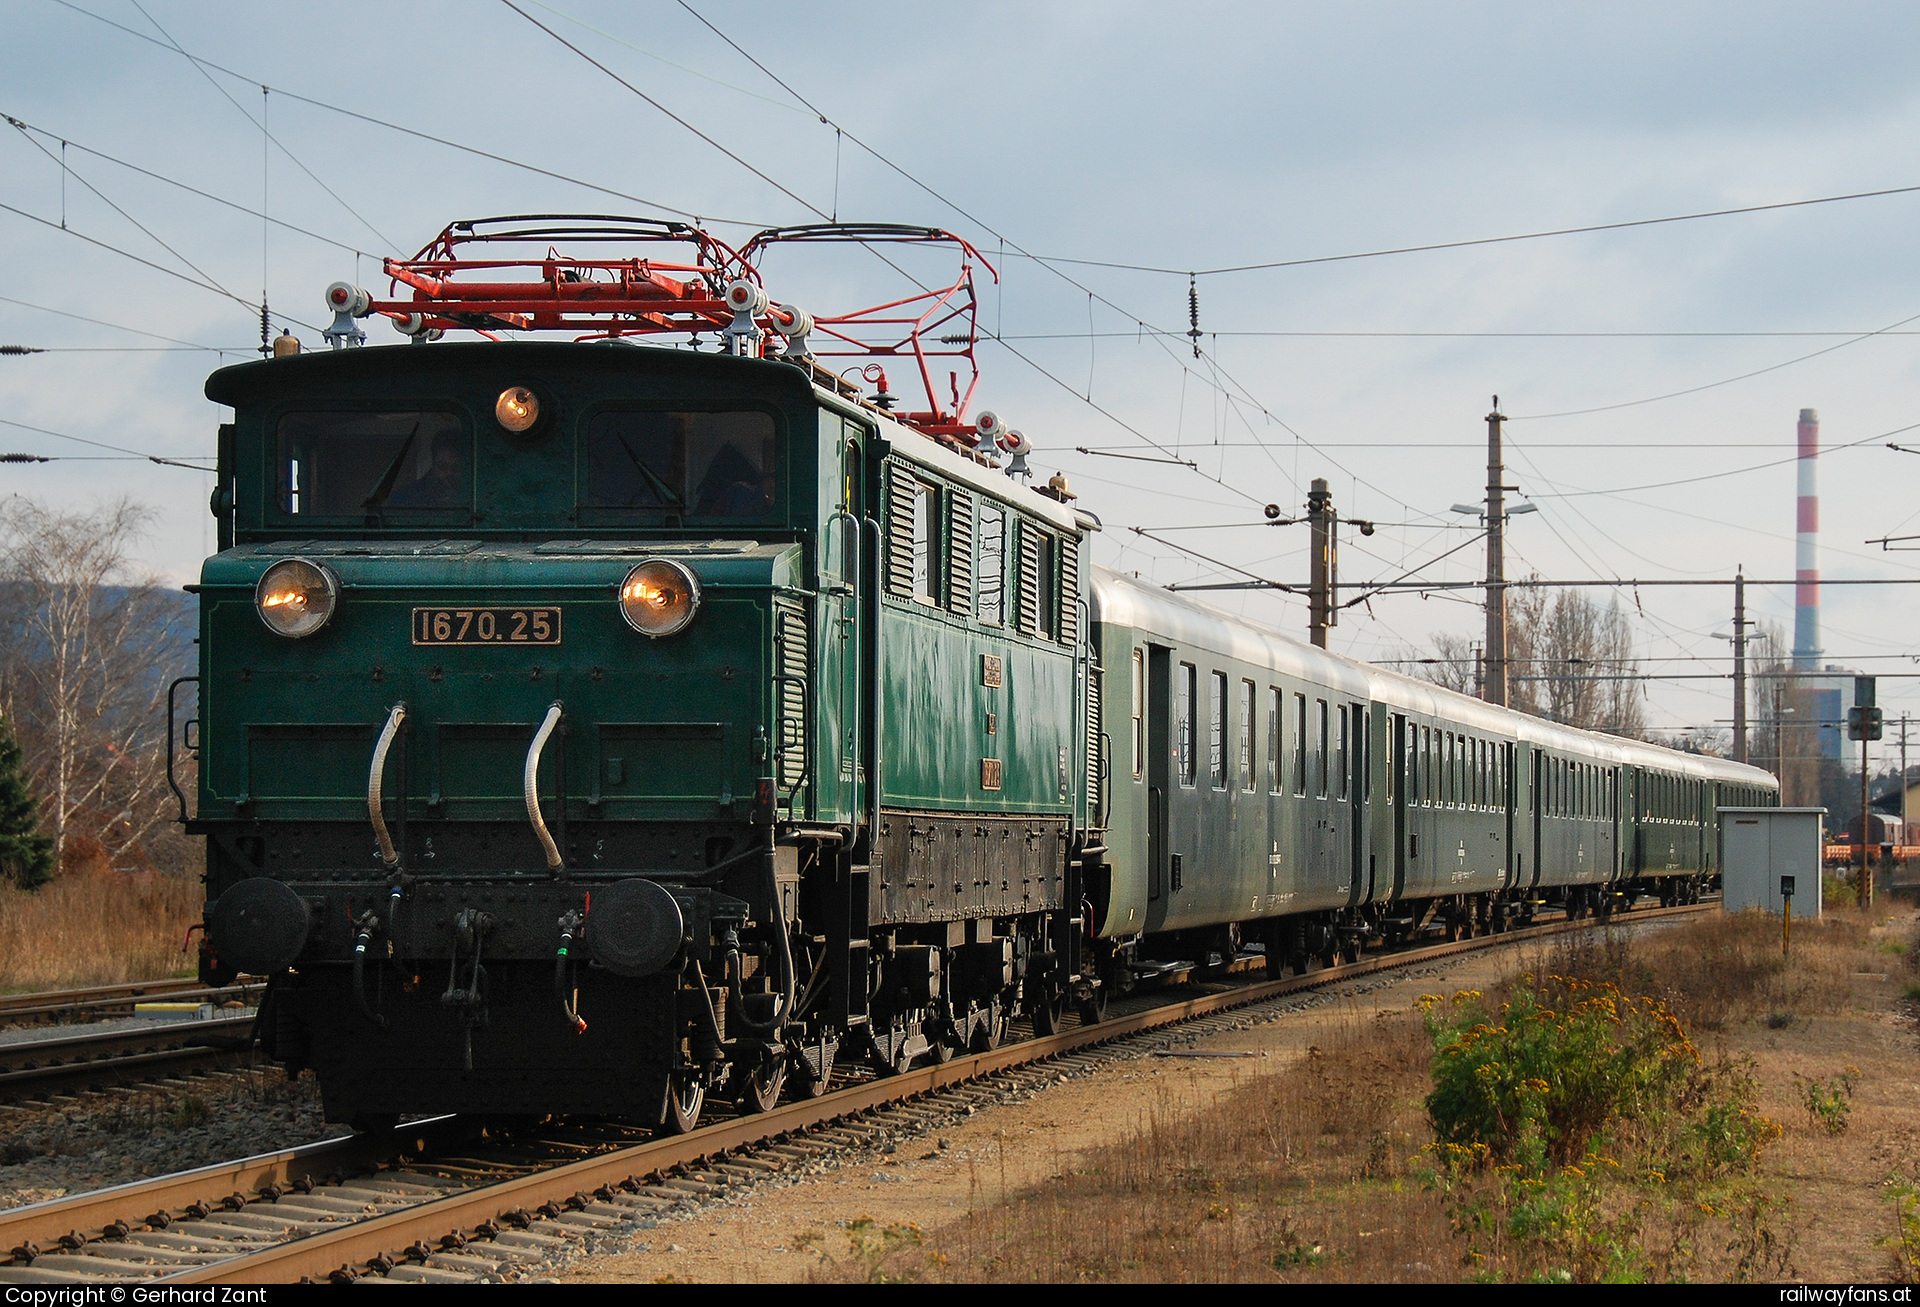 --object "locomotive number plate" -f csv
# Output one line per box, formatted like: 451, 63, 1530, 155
412, 607, 562, 646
